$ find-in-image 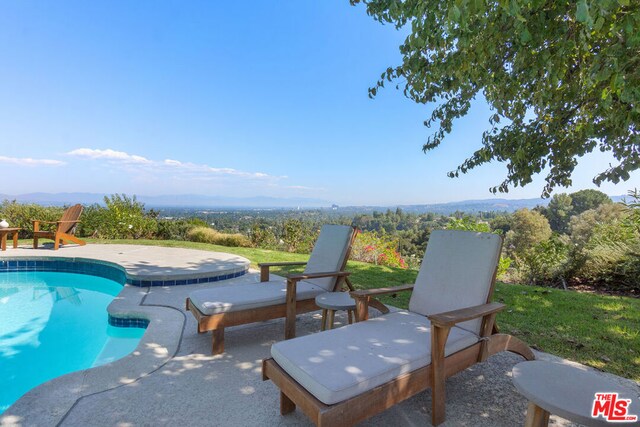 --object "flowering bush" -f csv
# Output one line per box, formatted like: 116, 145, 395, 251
80, 194, 157, 239
351, 230, 407, 269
